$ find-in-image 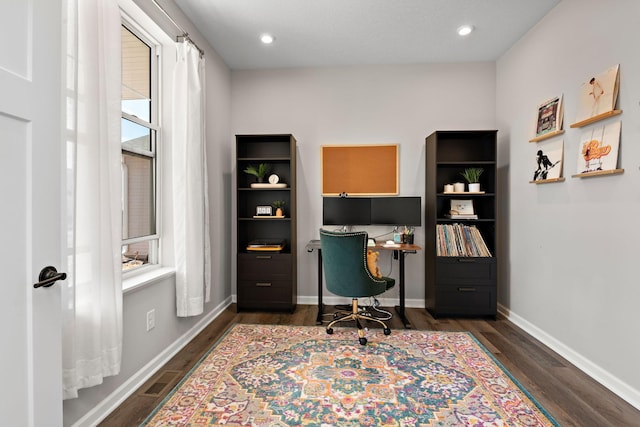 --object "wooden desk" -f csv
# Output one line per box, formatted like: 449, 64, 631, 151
305, 240, 421, 328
